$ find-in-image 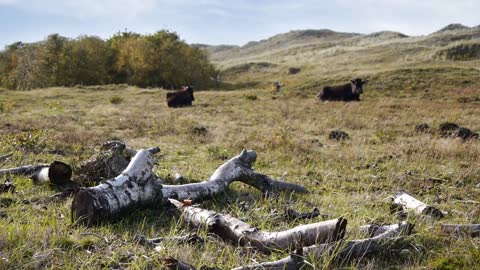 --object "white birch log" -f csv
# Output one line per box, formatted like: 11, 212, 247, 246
440, 224, 480, 237
235, 221, 414, 269
393, 191, 443, 218
71, 149, 307, 226
169, 199, 346, 252
0, 161, 72, 185
359, 221, 415, 237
